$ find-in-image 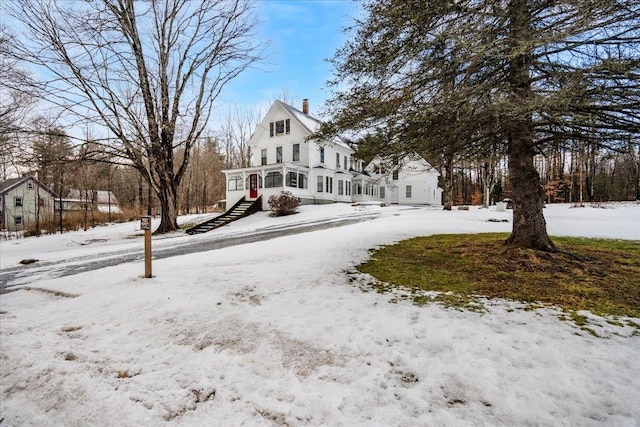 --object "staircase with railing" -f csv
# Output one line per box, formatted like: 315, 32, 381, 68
185, 196, 261, 235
